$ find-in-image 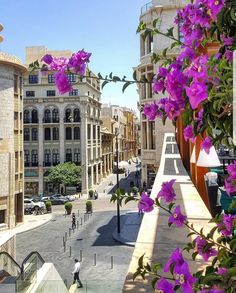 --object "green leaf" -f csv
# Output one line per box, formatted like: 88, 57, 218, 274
203, 274, 222, 285
207, 226, 218, 239
109, 72, 113, 79
133, 269, 141, 281
162, 48, 168, 57
101, 80, 109, 89
151, 277, 159, 289
122, 81, 131, 93
152, 18, 159, 28
97, 72, 103, 79
166, 27, 174, 38
138, 254, 145, 269
113, 76, 121, 82
133, 70, 137, 81
152, 263, 161, 273
192, 251, 198, 260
